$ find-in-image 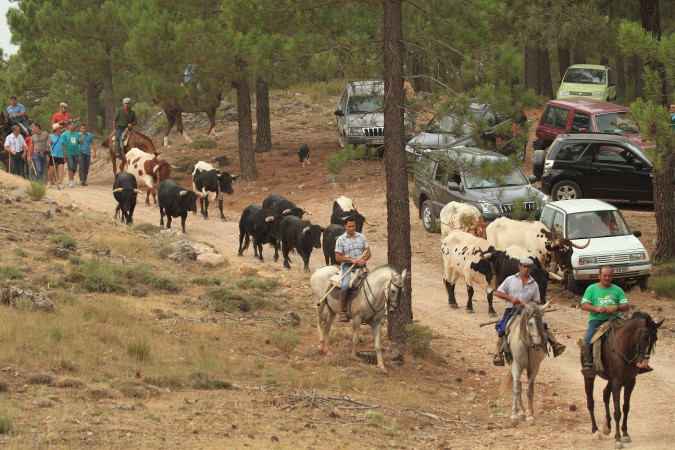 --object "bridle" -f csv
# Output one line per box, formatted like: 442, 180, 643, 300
608, 321, 657, 365
363, 271, 403, 316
